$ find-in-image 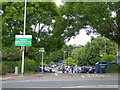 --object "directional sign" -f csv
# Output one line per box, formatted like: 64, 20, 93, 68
39, 48, 45, 55
15, 35, 32, 46
39, 50, 45, 52
38, 52, 44, 55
